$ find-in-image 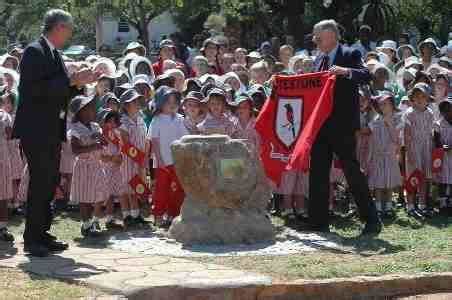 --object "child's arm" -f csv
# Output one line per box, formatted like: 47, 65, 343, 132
71, 137, 103, 155
151, 138, 164, 168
